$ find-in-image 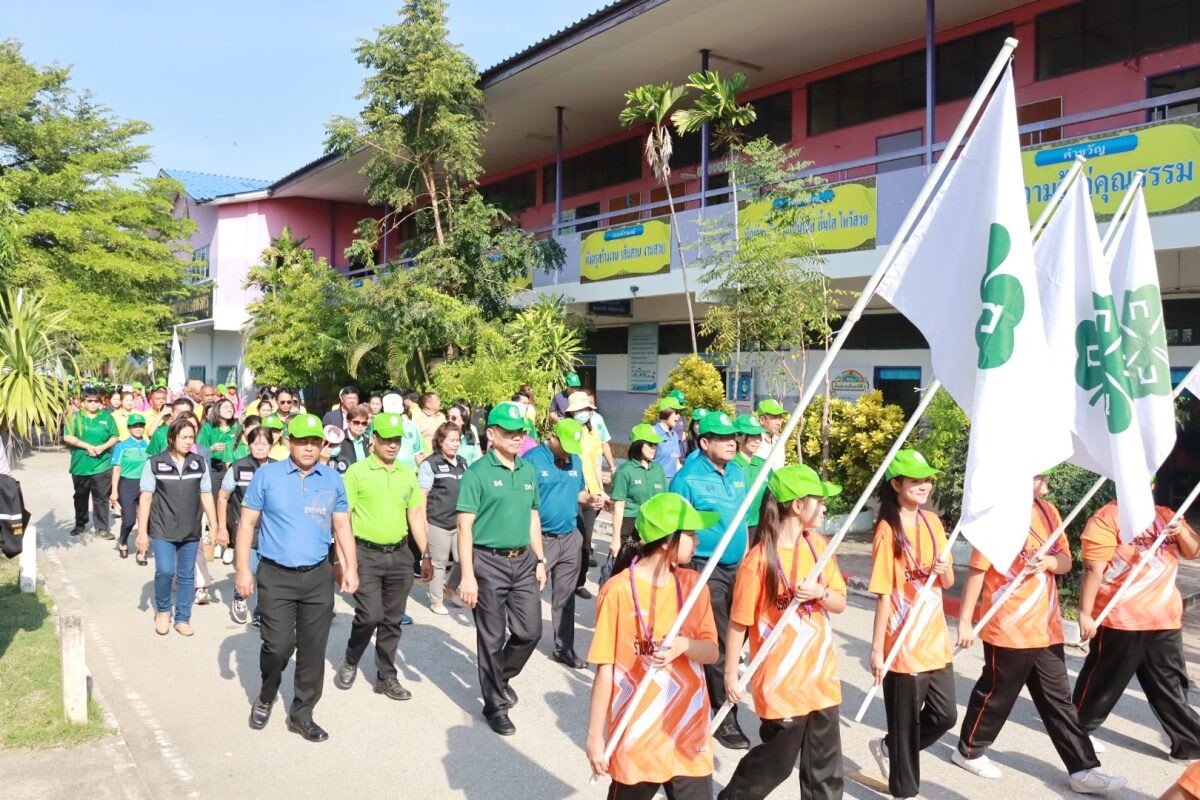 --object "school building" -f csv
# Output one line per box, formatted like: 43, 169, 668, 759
168, 0, 1200, 492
